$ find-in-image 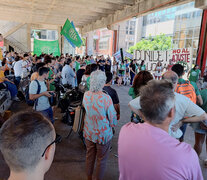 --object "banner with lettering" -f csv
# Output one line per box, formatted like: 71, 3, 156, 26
61, 19, 82, 47
33, 39, 60, 56
134, 48, 193, 72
